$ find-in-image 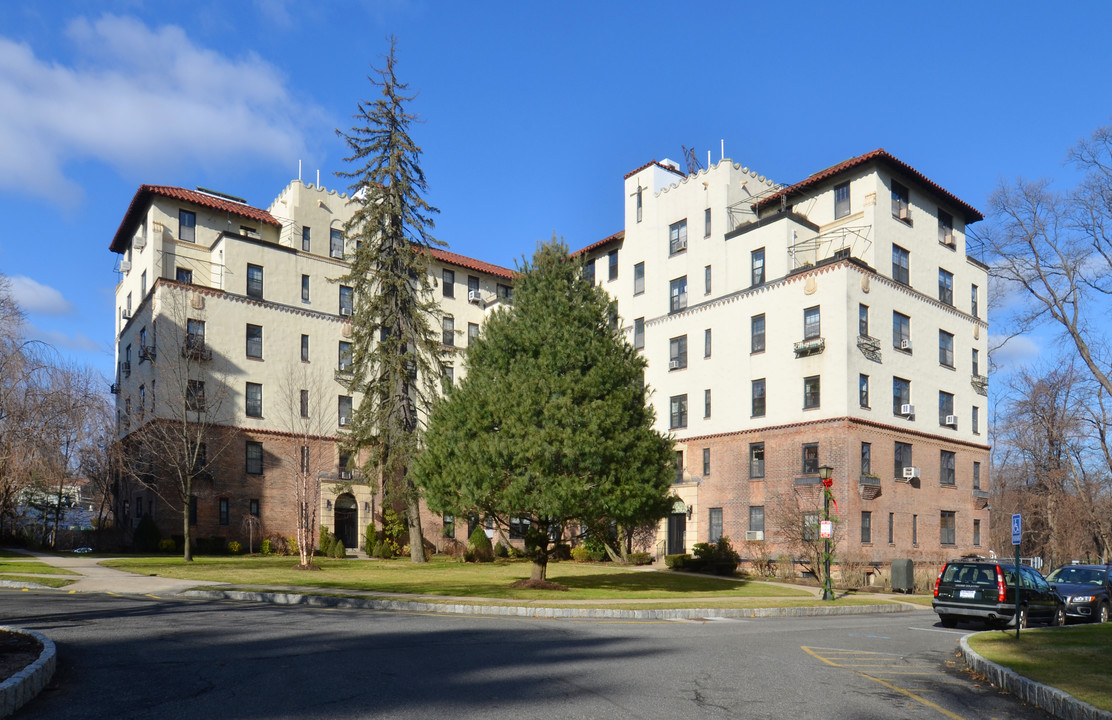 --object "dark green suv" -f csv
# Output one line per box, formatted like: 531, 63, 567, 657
932, 558, 1066, 628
